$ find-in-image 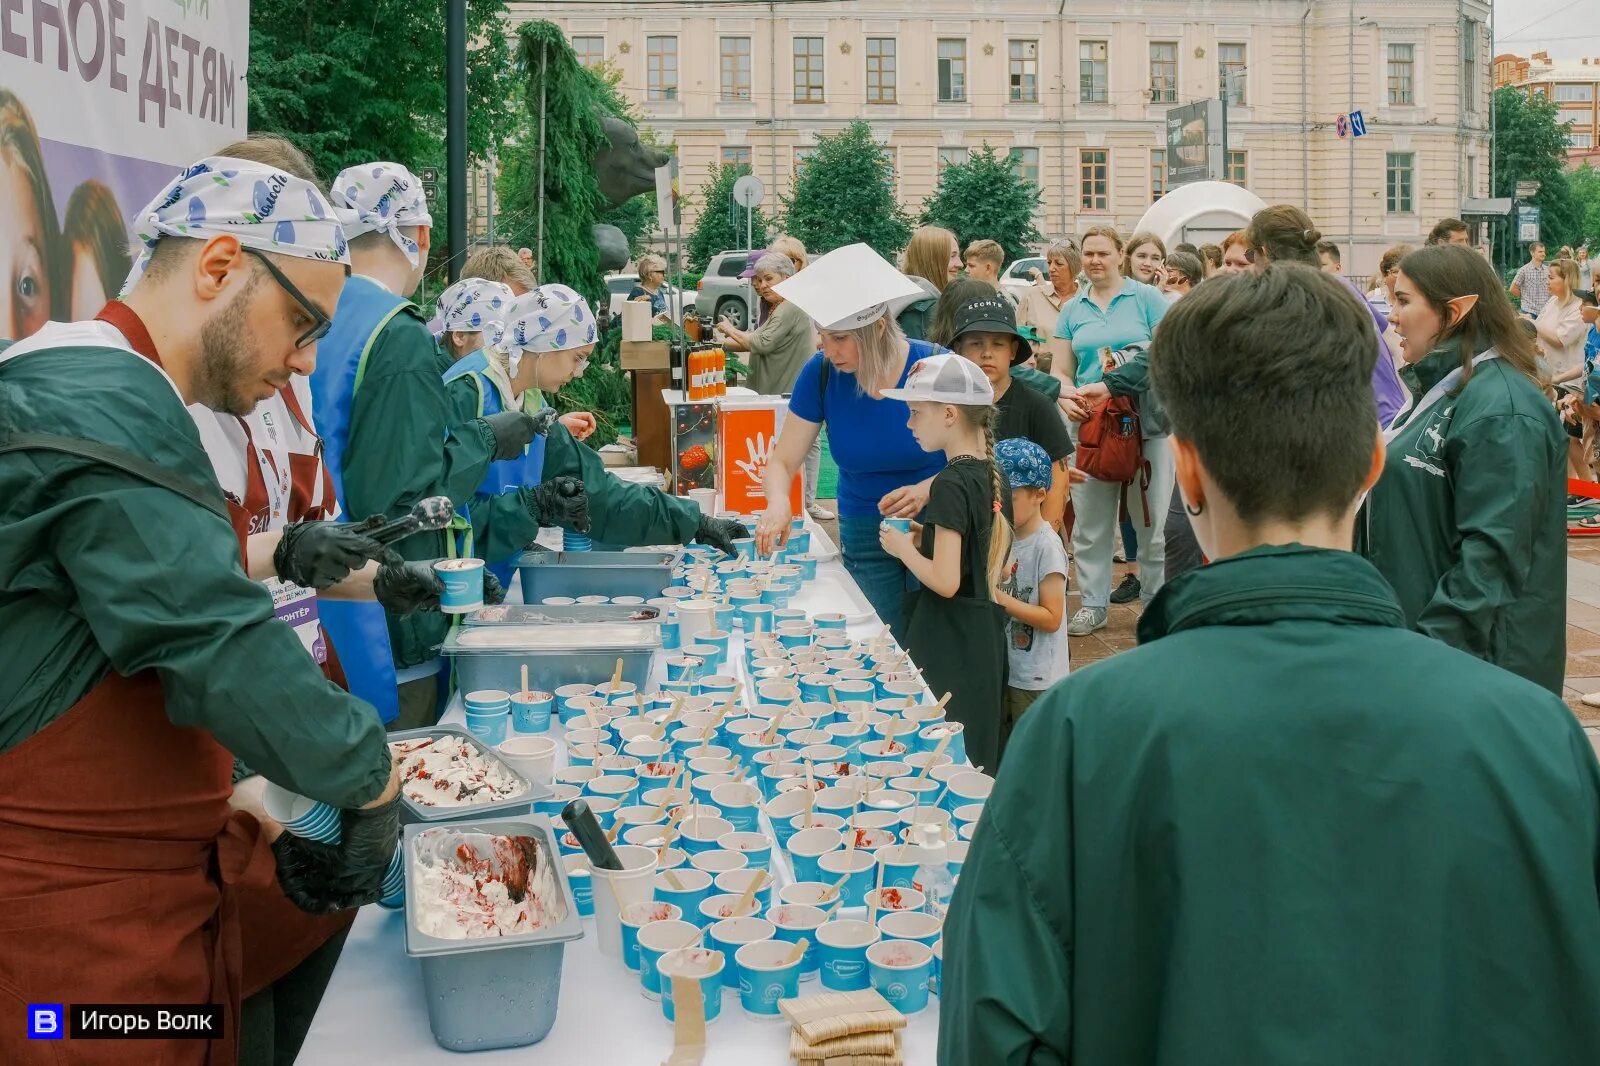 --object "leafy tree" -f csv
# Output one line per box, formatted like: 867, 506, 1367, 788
248, 0, 516, 183
1569, 165, 1600, 252
921, 145, 1042, 265
1492, 87, 1586, 265
687, 163, 771, 271
783, 121, 912, 259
